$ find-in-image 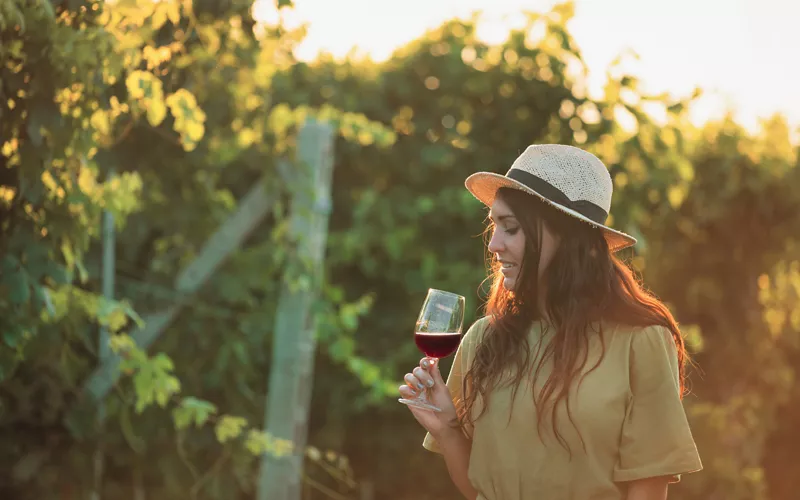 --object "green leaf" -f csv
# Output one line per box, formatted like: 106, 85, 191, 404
24, 243, 50, 279
109, 334, 136, 354
71, 256, 86, 284
339, 304, 359, 330
37, 286, 55, 317
244, 429, 270, 455
43, 261, 71, 285
173, 396, 217, 429
133, 370, 155, 414
31, 284, 48, 313
5, 266, 30, 305
215, 415, 247, 443
152, 353, 174, 372
172, 406, 192, 430
121, 302, 145, 328
107, 307, 129, 332
329, 337, 354, 360
3, 324, 25, 348
131, 352, 180, 413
